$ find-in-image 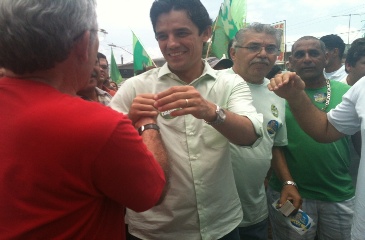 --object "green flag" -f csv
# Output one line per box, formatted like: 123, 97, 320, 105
210, 0, 246, 58
132, 31, 154, 72
110, 48, 123, 84
230, 0, 247, 30
210, 7, 232, 58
